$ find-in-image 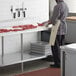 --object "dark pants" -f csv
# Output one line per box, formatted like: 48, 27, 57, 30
51, 35, 65, 65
